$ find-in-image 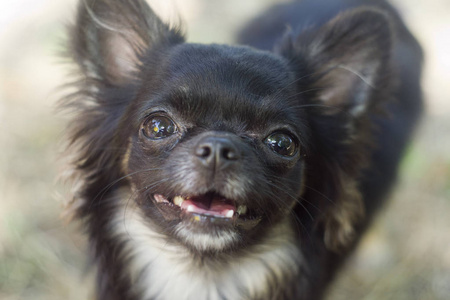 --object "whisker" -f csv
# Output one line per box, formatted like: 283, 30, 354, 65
97, 168, 163, 199
123, 180, 172, 238
336, 65, 376, 89
264, 180, 314, 222
88, 168, 164, 211
261, 181, 314, 244
284, 87, 325, 99
302, 184, 336, 206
